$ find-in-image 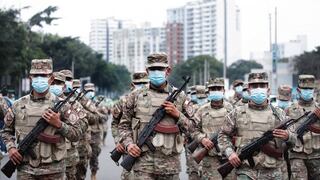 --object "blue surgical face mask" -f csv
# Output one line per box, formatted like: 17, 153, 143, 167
148, 70, 166, 87
250, 88, 268, 105
86, 91, 95, 99
50, 85, 63, 96
235, 86, 243, 94
278, 100, 290, 110
197, 98, 207, 105
242, 91, 250, 101
65, 81, 73, 93
32, 76, 49, 93
208, 91, 224, 101
191, 94, 197, 102
134, 84, 146, 90
300, 89, 314, 101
